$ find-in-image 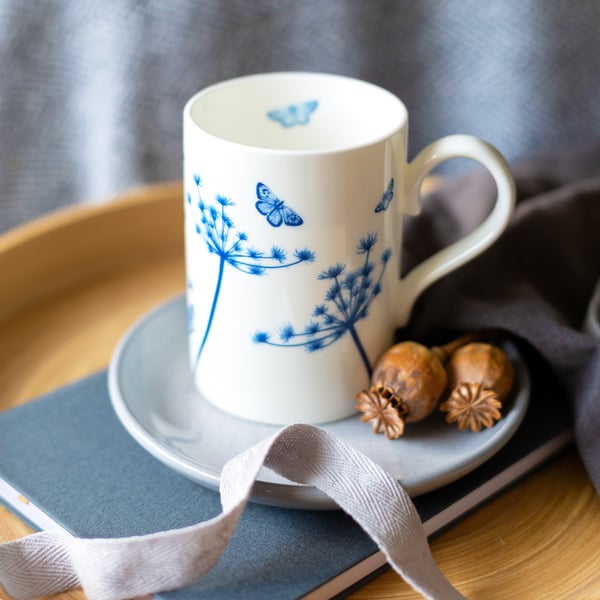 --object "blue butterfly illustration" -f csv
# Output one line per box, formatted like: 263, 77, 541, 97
255, 182, 304, 227
267, 100, 318, 128
374, 178, 395, 213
